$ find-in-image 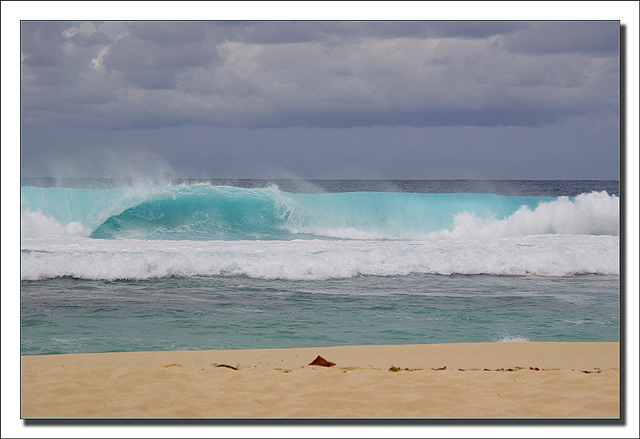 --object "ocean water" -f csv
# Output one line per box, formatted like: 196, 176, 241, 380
20, 179, 620, 355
